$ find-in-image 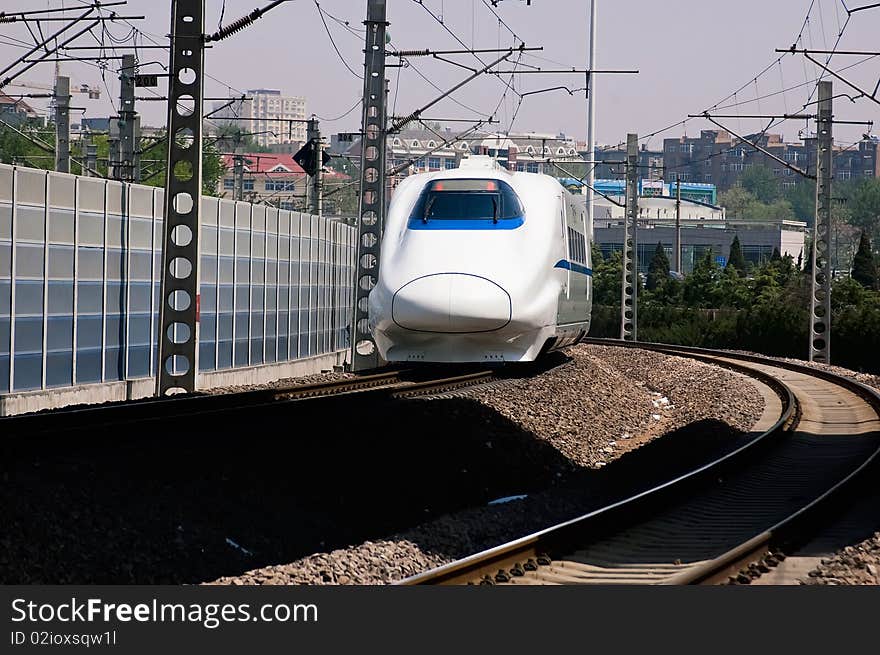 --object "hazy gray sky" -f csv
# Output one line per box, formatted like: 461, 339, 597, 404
2, 0, 878, 147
